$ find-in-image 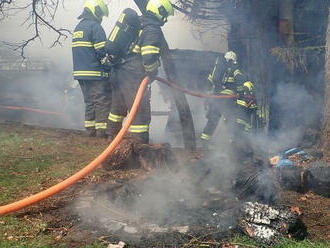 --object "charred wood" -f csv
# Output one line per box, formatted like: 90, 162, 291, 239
235, 163, 330, 201
102, 137, 176, 171
239, 202, 307, 244
161, 41, 196, 151
276, 166, 330, 198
